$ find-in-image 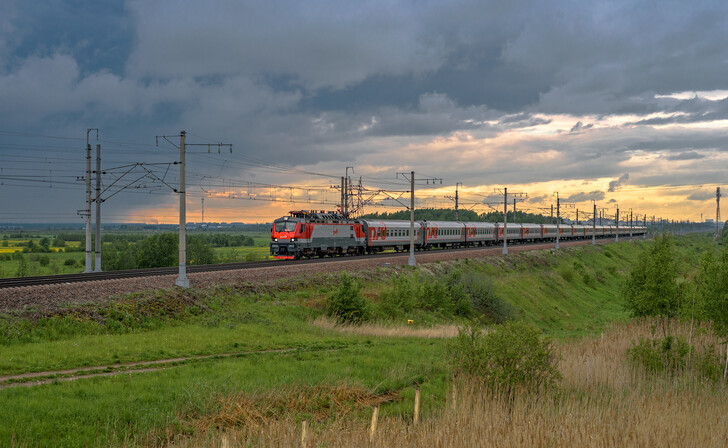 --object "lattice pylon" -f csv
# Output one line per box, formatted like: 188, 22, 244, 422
716, 187, 721, 236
